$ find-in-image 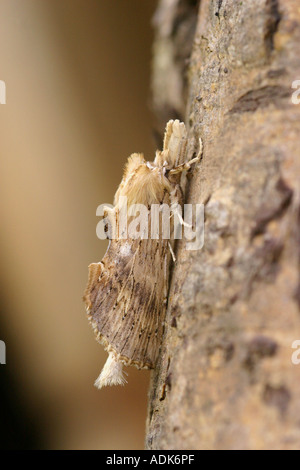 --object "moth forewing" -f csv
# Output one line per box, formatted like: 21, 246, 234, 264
84, 119, 200, 389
